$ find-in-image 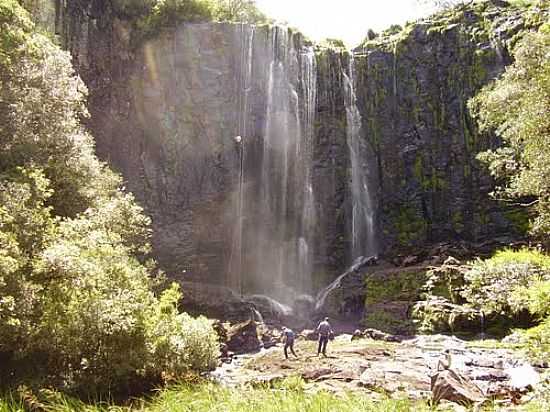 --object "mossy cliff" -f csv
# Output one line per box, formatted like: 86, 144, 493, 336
22, 0, 548, 287
350, 0, 547, 254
